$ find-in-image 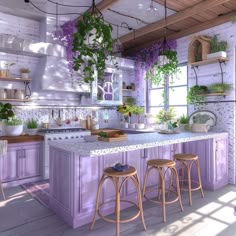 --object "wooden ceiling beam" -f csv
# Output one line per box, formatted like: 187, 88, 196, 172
124, 10, 236, 55
120, 0, 231, 43
77, 0, 119, 21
